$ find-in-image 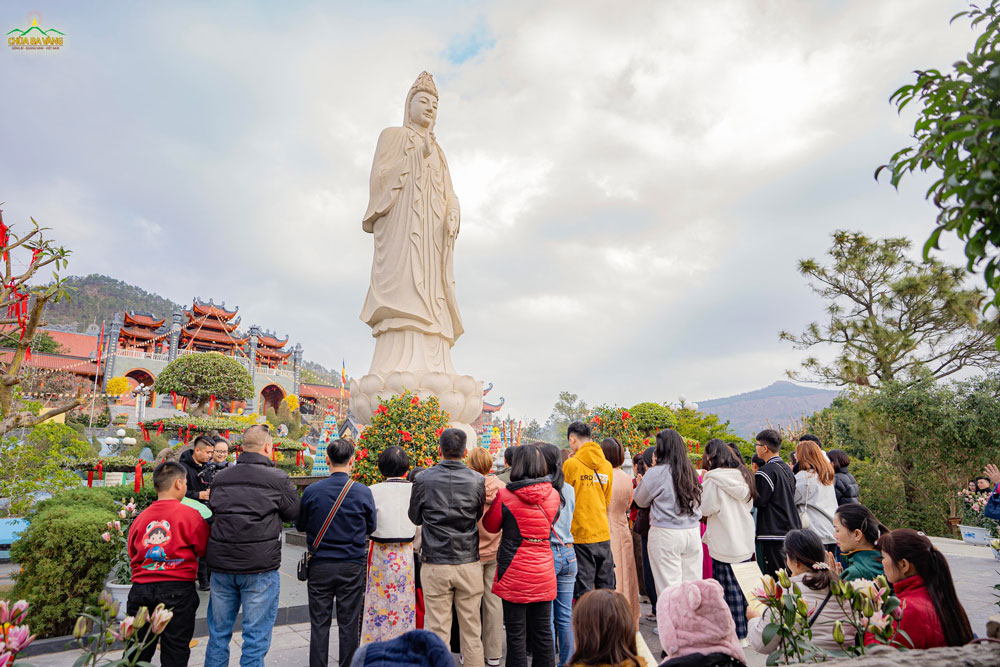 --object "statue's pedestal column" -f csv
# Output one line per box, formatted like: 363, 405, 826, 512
350, 331, 483, 439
